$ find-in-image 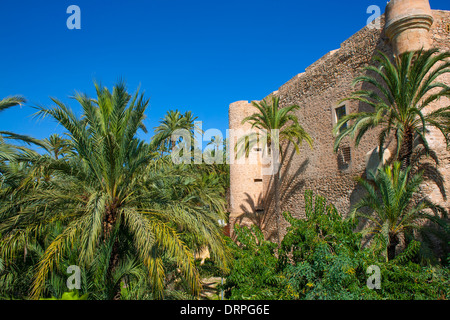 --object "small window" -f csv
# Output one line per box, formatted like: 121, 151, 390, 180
254, 178, 263, 183
337, 146, 351, 170
335, 105, 347, 133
